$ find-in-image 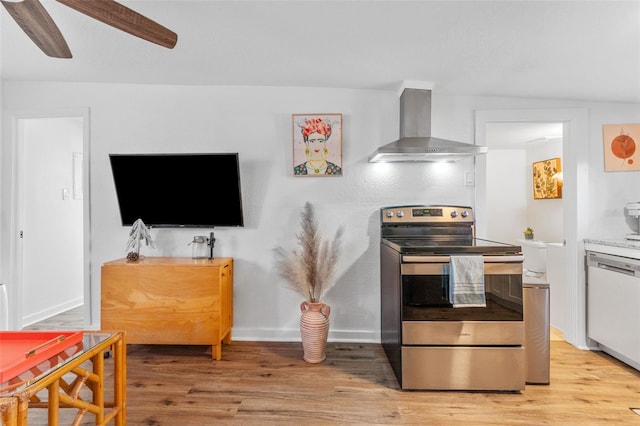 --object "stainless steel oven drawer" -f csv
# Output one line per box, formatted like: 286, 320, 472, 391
401, 346, 525, 390
403, 320, 524, 345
